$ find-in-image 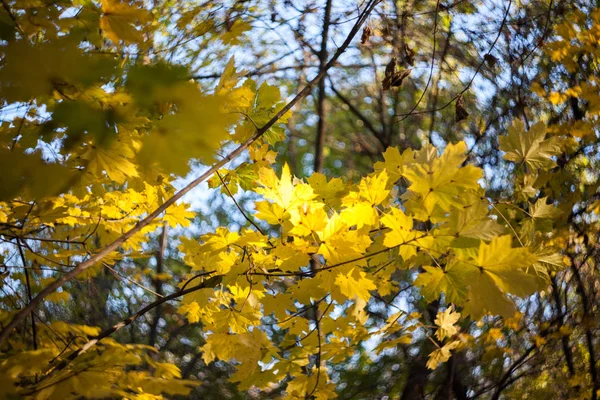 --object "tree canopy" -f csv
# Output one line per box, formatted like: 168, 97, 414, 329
1, 0, 600, 399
